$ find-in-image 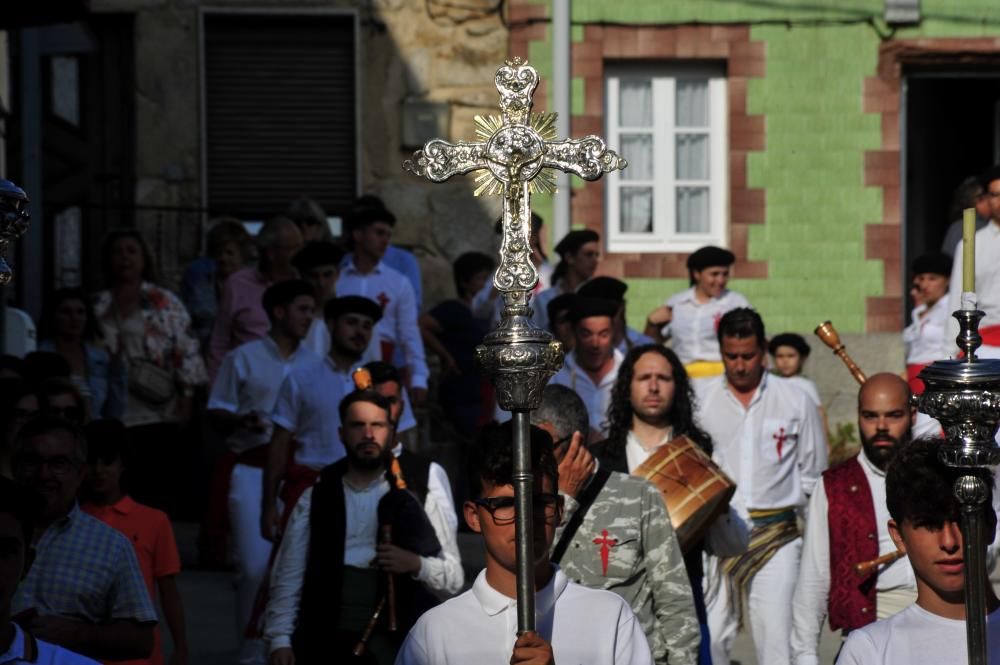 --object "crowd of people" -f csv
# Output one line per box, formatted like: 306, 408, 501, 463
0, 165, 999, 665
